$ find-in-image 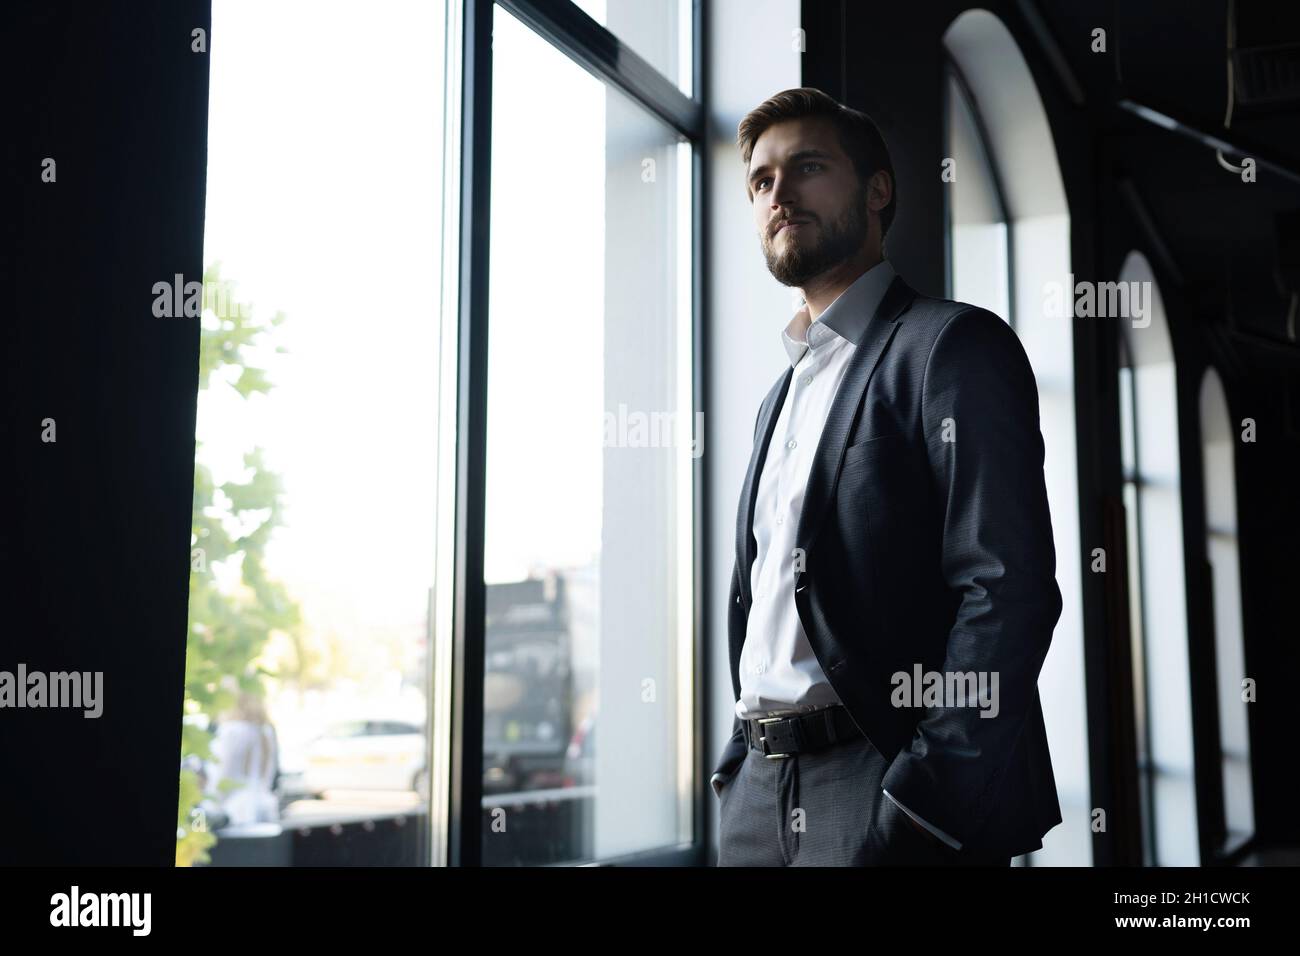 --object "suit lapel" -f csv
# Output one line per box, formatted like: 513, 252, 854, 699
733, 274, 917, 618
792, 274, 916, 562
734, 366, 792, 609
